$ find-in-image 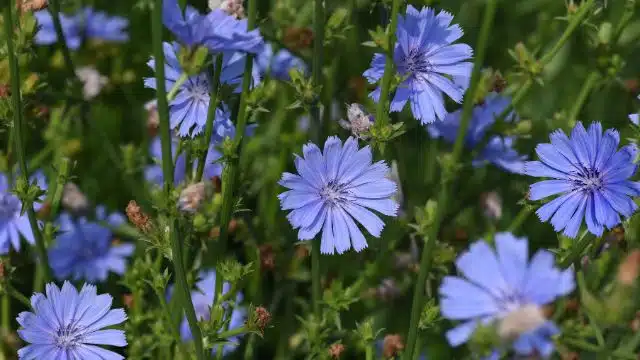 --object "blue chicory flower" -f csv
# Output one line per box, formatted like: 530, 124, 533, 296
363, 5, 473, 124
427, 92, 527, 174
17, 281, 127, 359
162, 0, 263, 54
279, 136, 399, 254
144, 42, 260, 137
525, 122, 640, 238
439, 232, 574, 358
34, 7, 128, 50
257, 43, 308, 80
0, 171, 47, 255
174, 270, 246, 356
48, 206, 134, 283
